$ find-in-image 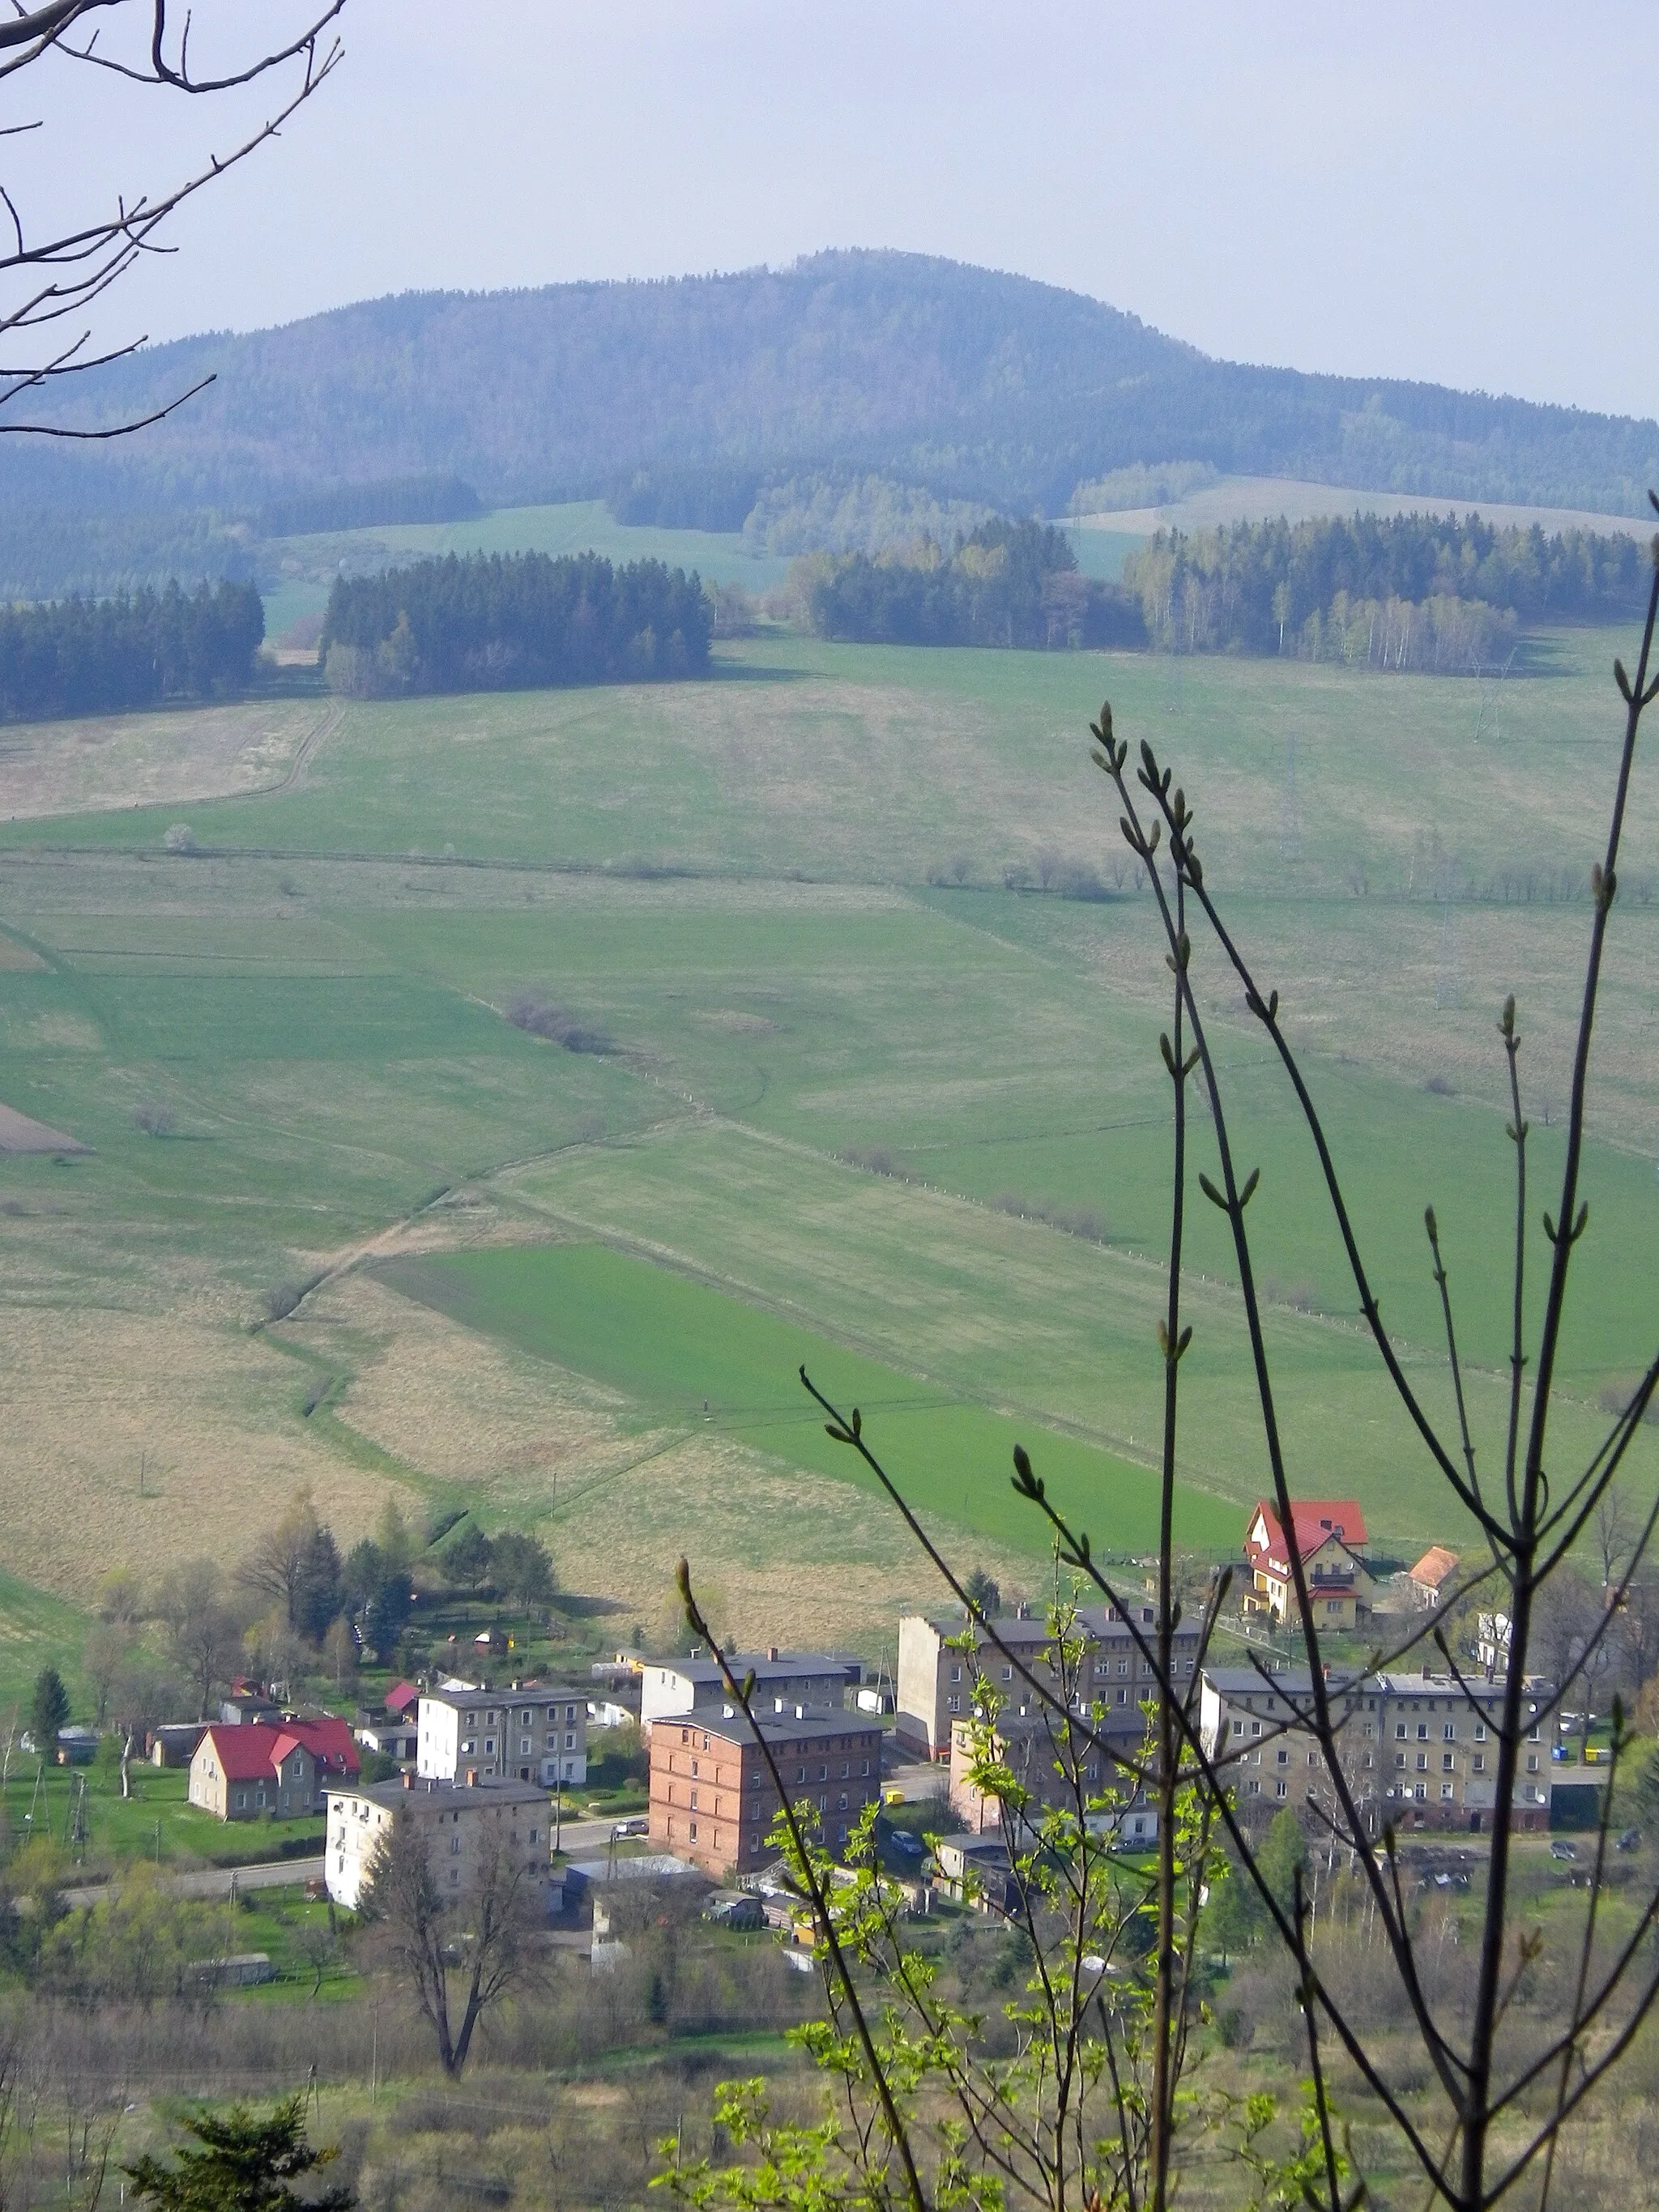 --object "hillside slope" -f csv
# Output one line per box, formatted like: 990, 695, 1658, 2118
6, 250, 1658, 520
